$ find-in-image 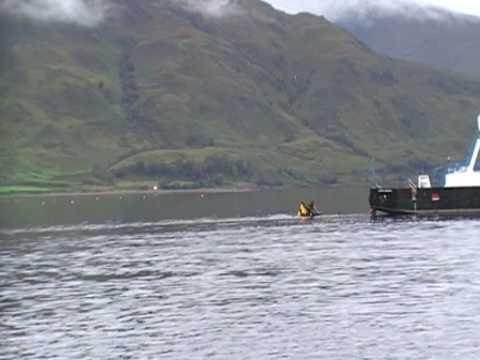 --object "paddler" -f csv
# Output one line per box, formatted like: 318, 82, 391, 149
308, 201, 320, 216
297, 201, 321, 218
297, 201, 311, 217
297, 201, 320, 218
